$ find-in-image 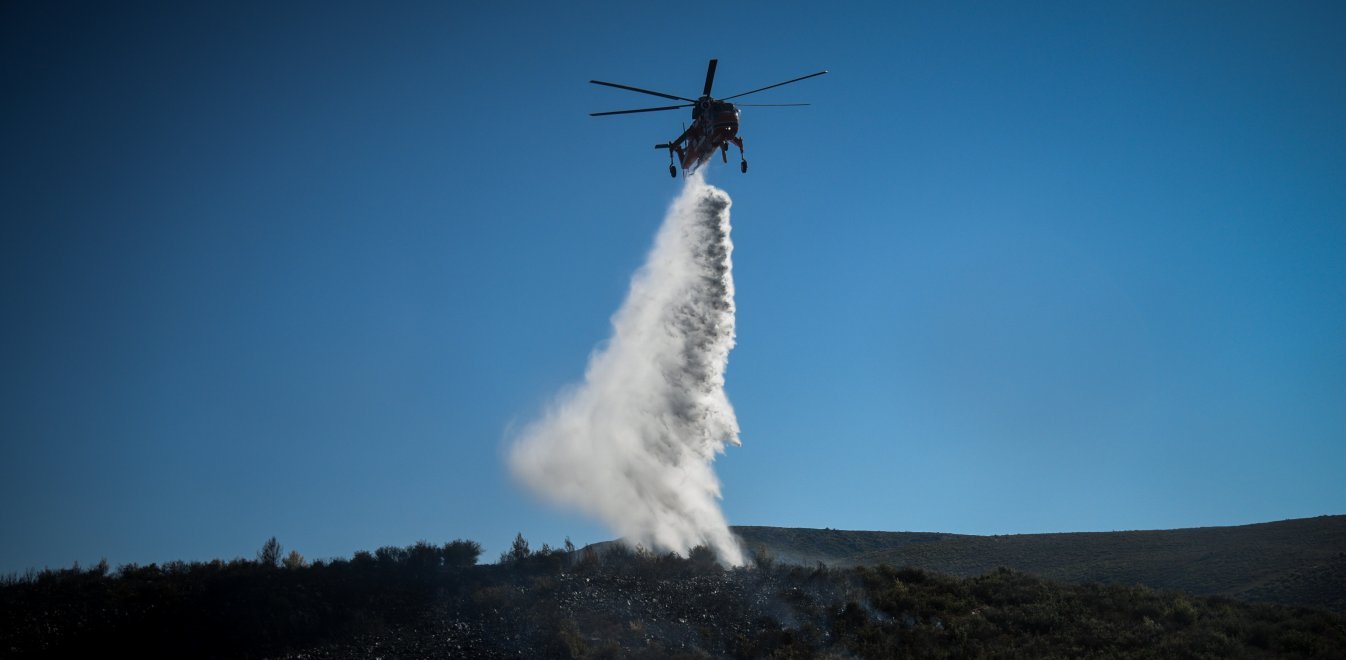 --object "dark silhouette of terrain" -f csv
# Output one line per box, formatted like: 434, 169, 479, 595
3, 517, 1343, 658
732, 515, 1346, 615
